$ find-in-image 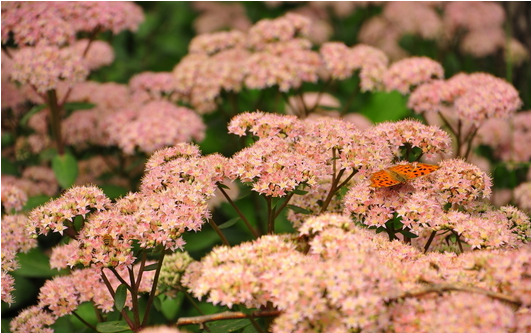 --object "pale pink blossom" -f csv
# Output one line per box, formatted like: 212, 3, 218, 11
189, 30, 246, 55
2, 214, 38, 254
1, 184, 27, 212
247, 13, 311, 50
383, 2, 442, 39
129, 72, 178, 101
460, 28, 505, 58
10, 45, 89, 93
62, 110, 103, 147
505, 38, 529, 66
10, 305, 55, 333
1, 2, 75, 46
192, 2, 251, 34
1, 271, 15, 304
72, 39, 115, 70
515, 182, 531, 212
358, 16, 408, 61
102, 101, 205, 154
384, 57, 444, 94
